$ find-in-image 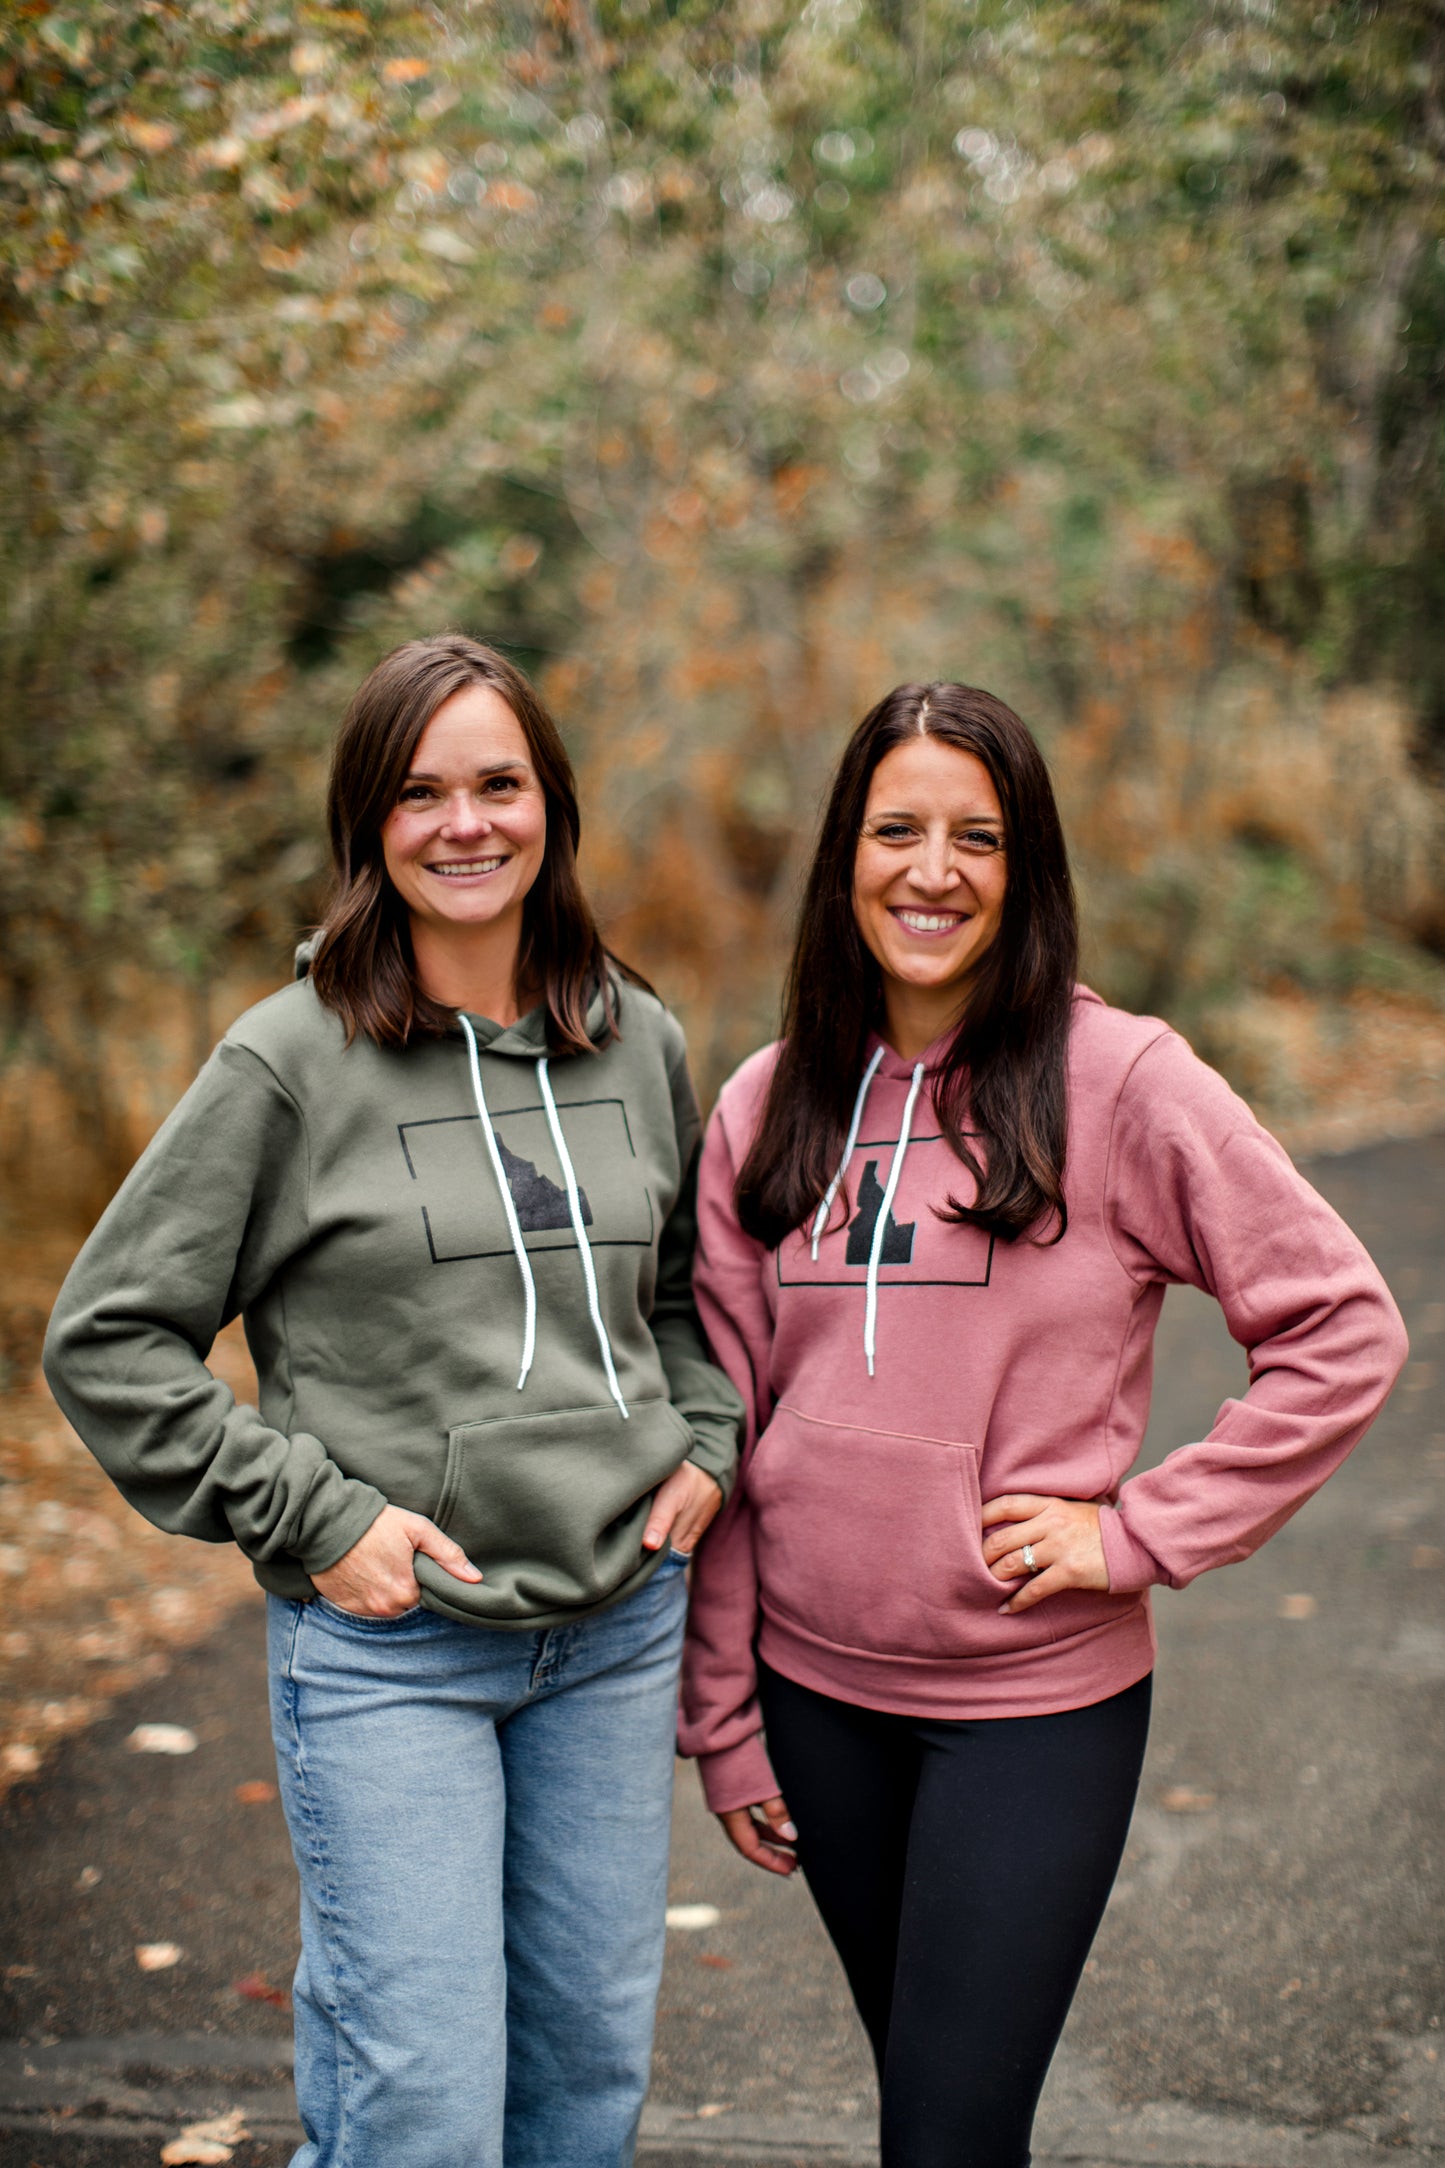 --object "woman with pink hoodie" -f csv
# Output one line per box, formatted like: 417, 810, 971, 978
679, 682, 1407, 2168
